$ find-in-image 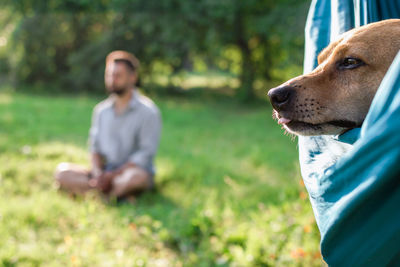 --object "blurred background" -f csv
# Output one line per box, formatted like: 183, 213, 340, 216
0, 0, 325, 266
0, 0, 308, 100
